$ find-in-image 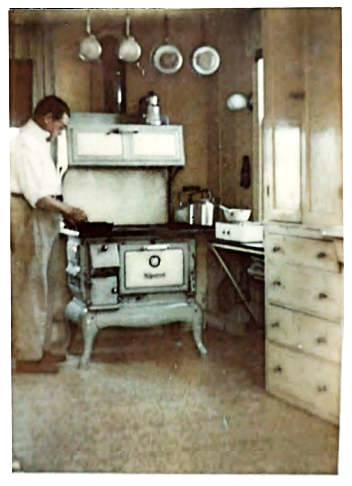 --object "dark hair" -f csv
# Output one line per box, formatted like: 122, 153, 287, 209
33, 95, 71, 120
